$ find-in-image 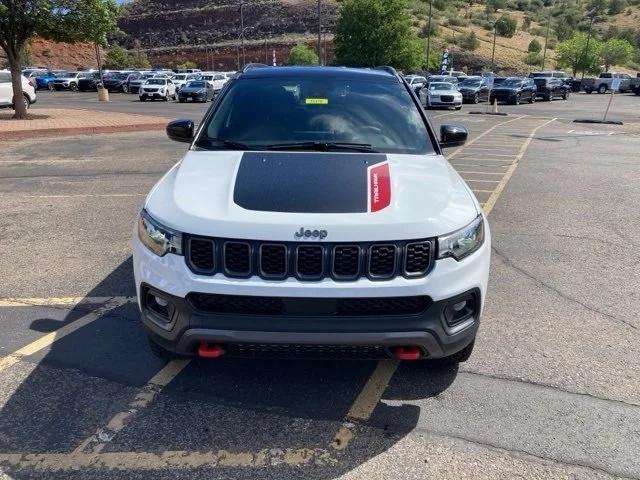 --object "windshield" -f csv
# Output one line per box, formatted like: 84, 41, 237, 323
58, 72, 75, 78
201, 75, 213, 80
146, 79, 166, 85
197, 76, 434, 154
175, 75, 187, 80
459, 79, 482, 87
106, 73, 128, 80
502, 79, 522, 87
187, 81, 207, 88
429, 83, 454, 91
